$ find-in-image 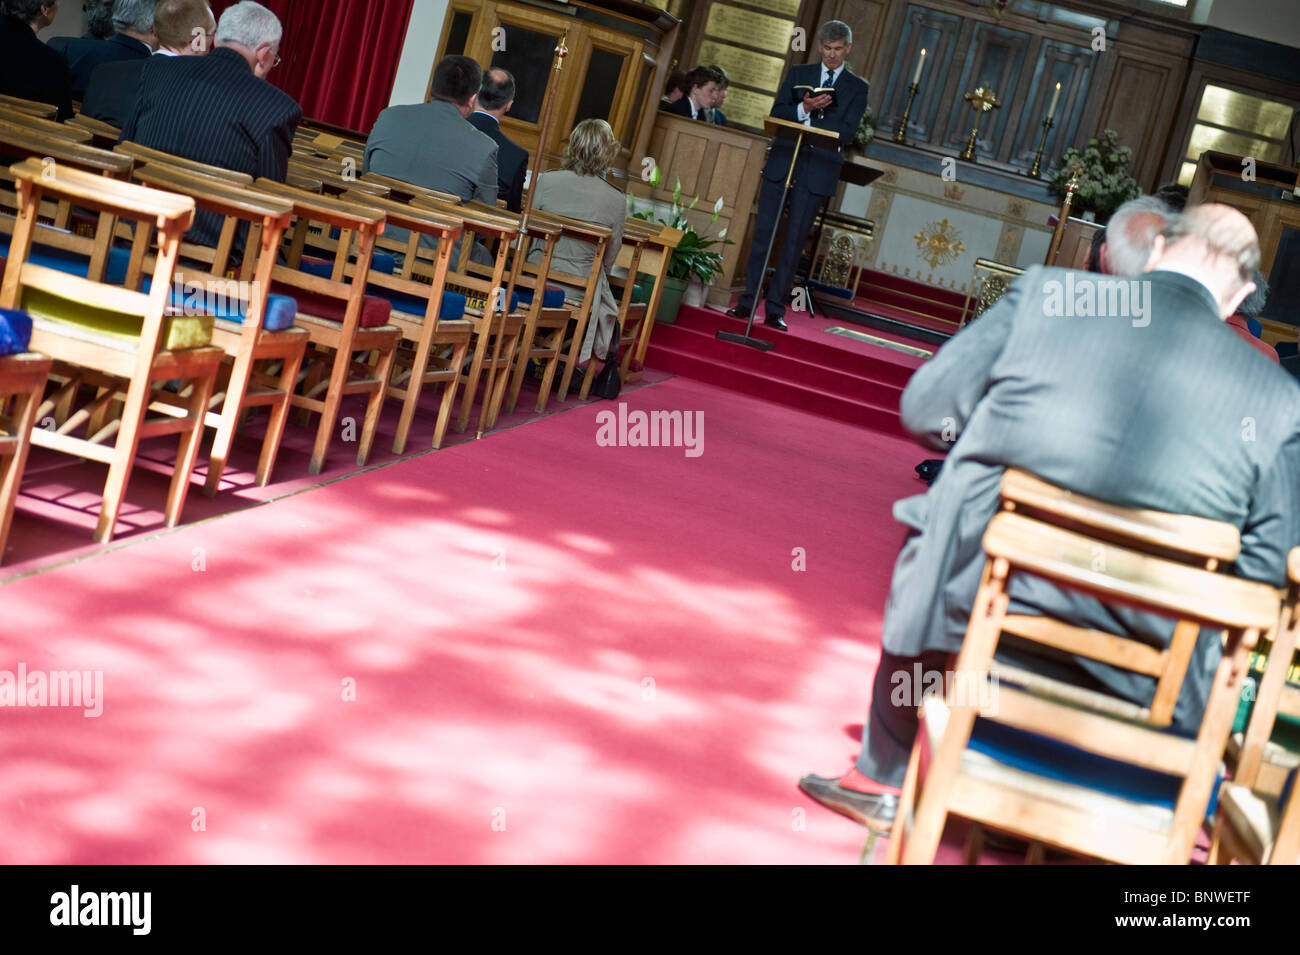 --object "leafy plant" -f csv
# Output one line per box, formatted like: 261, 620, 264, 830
851, 105, 875, 151
1048, 128, 1140, 222
629, 177, 733, 283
